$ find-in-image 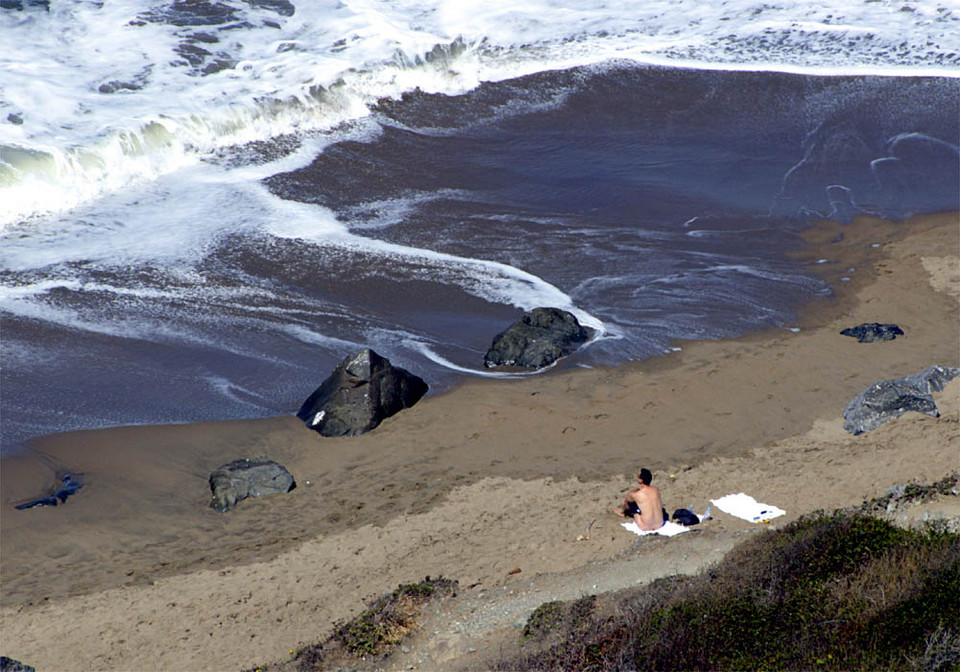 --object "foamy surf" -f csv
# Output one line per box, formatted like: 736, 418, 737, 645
3, 0, 958, 227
